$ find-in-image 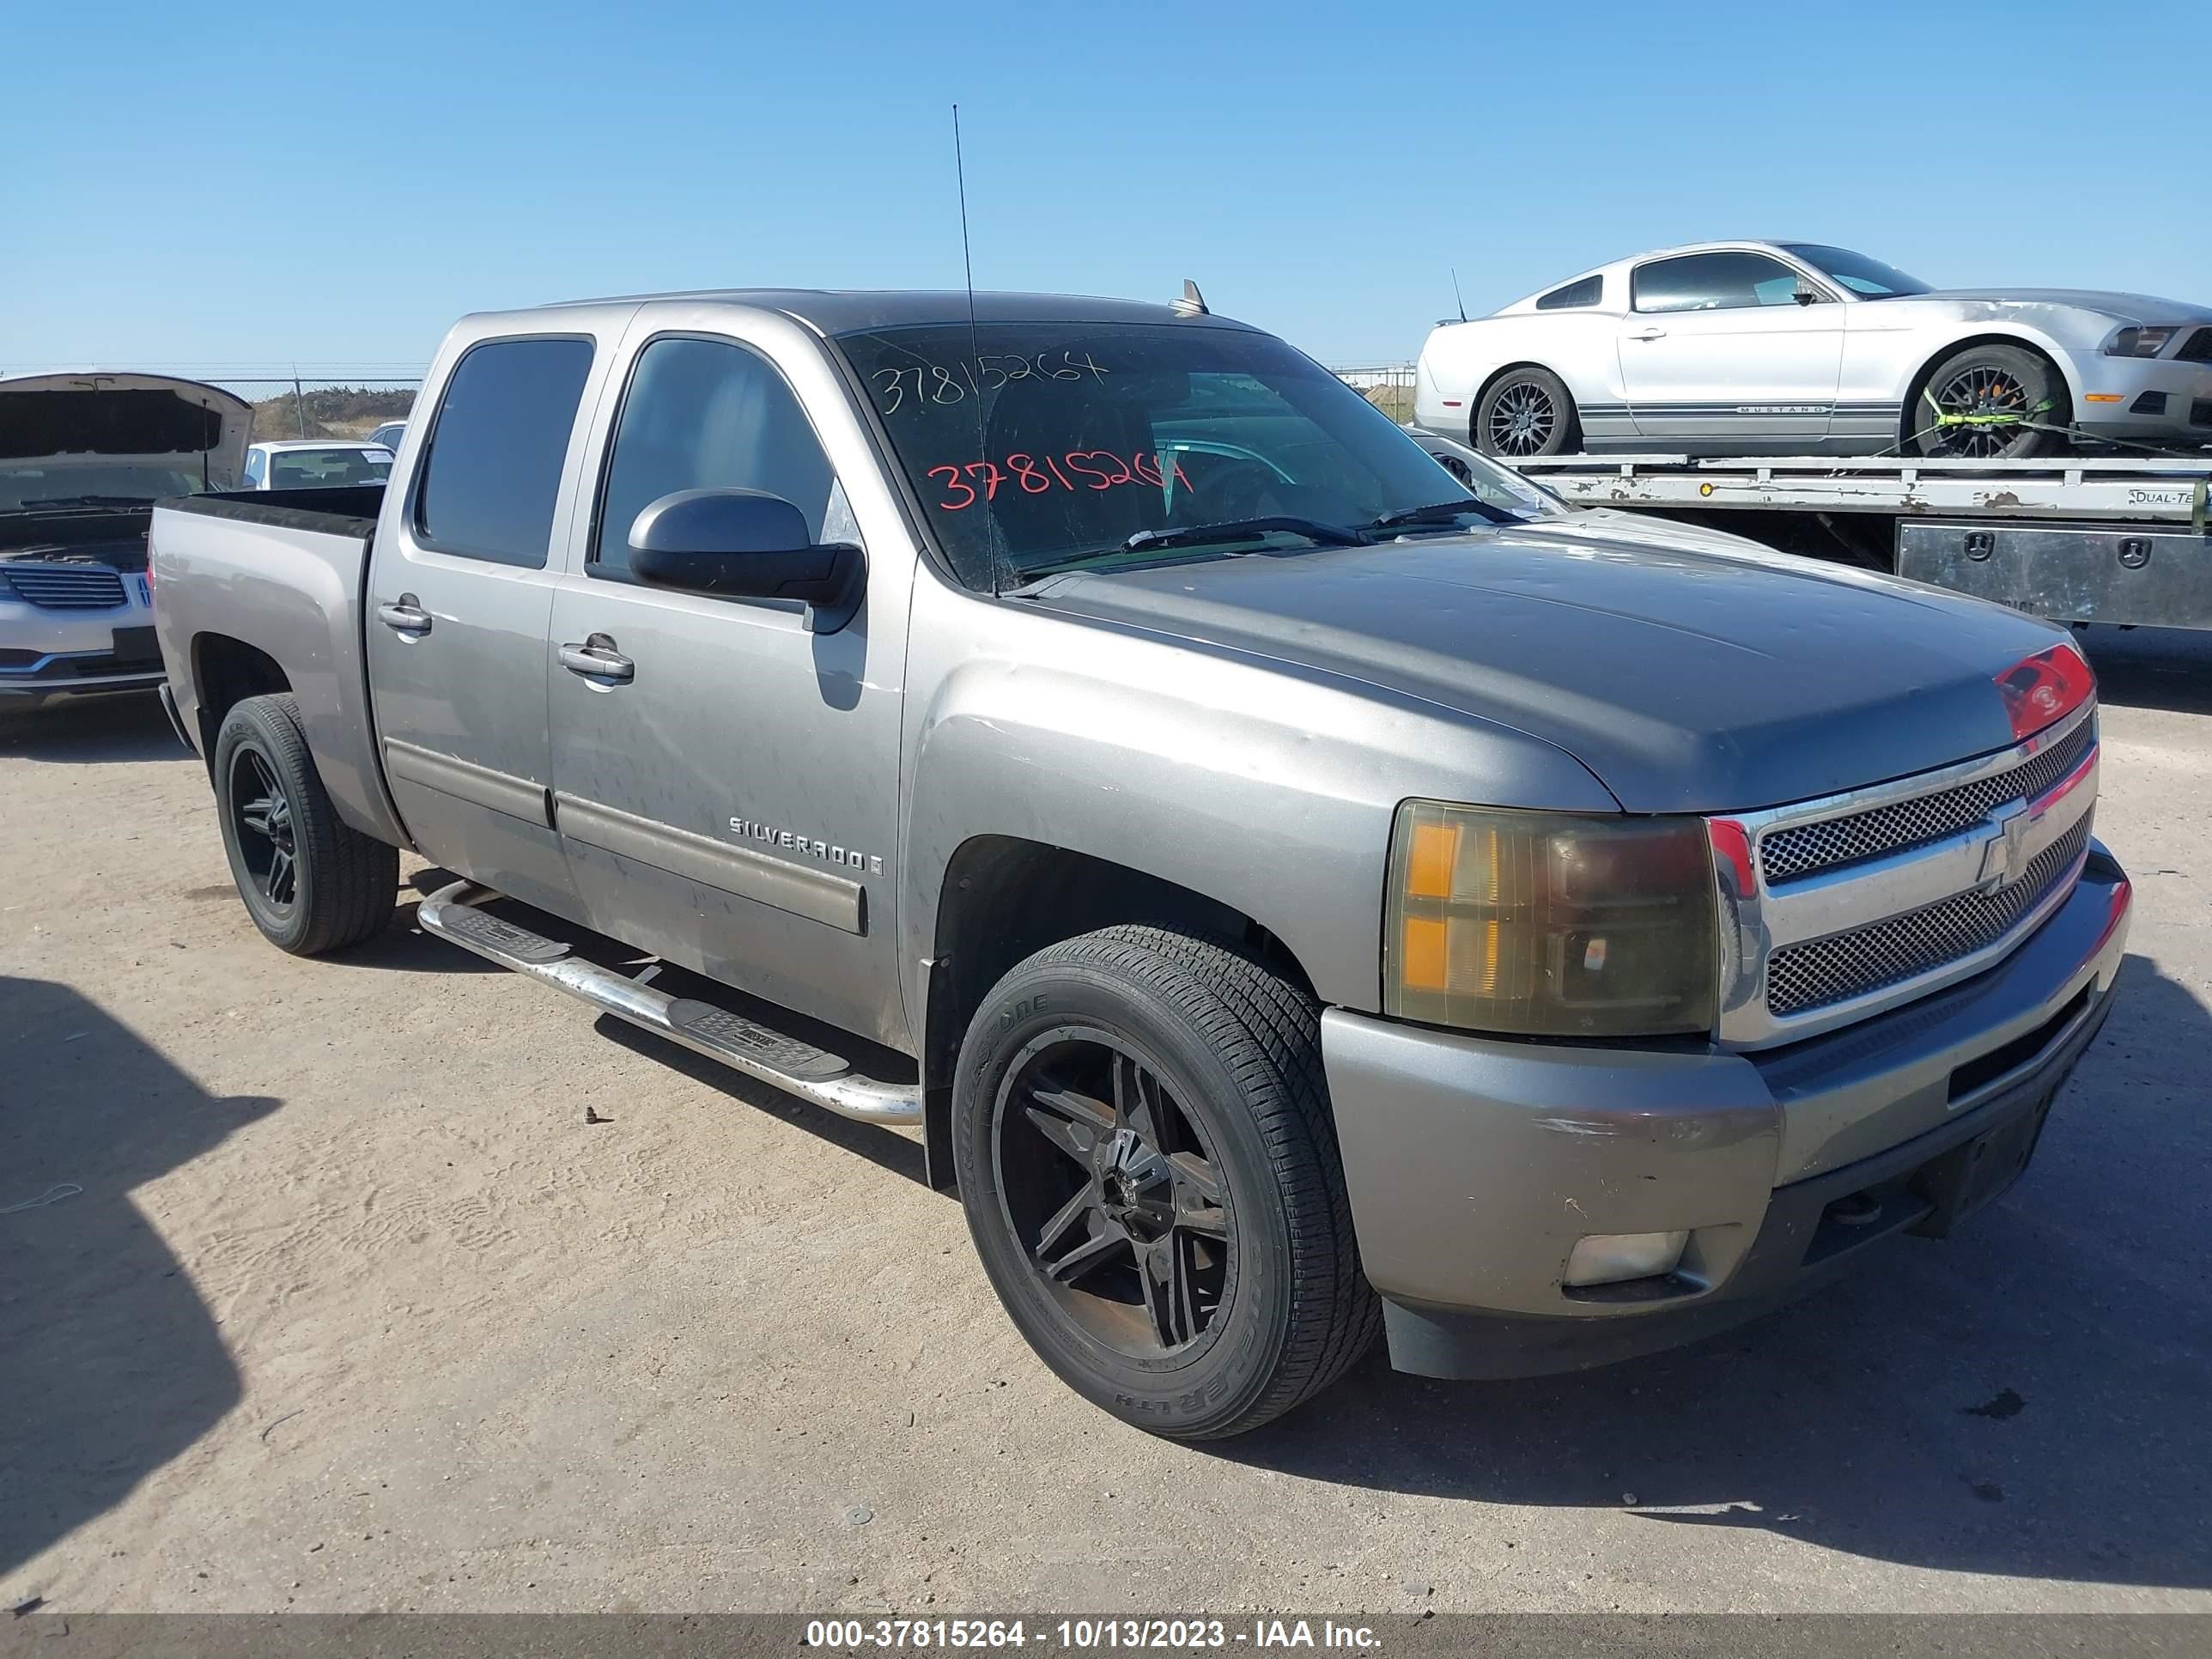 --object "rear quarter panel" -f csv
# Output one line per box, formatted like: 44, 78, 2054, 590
150, 497, 408, 846
1416, 314, 1626, 440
